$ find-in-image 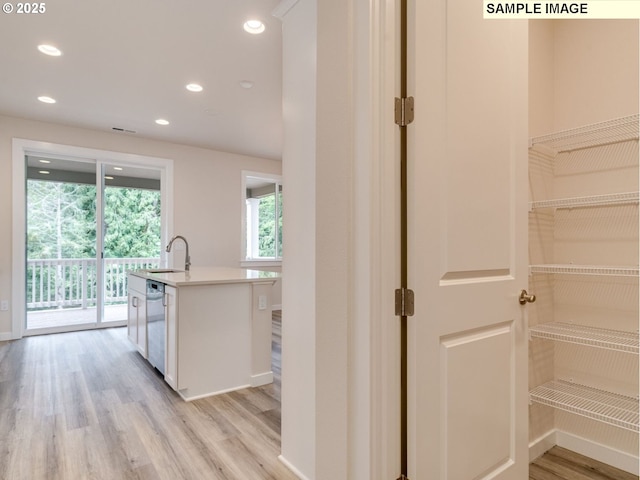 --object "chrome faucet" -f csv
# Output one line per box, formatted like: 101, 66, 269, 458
166, 235, 191, 271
